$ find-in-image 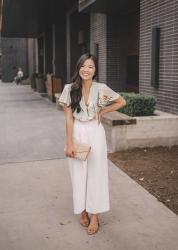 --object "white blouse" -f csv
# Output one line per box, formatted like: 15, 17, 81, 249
59, 81, 120, 122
